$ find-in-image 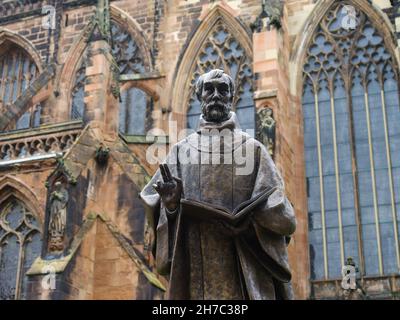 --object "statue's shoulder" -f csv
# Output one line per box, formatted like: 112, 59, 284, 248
176, 132, 199, 148
170, 129, 263, 151
234, 130, 263, 147
245, 135, 263, 147
165, 132, 198, 152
